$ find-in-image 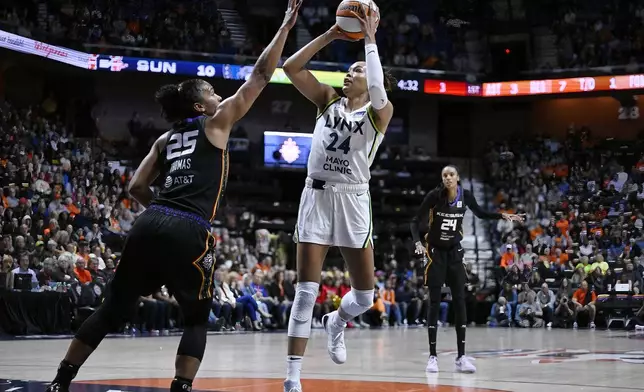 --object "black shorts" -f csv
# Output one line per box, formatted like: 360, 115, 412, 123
423, 245, 466, 288
109, 205, 216, 304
